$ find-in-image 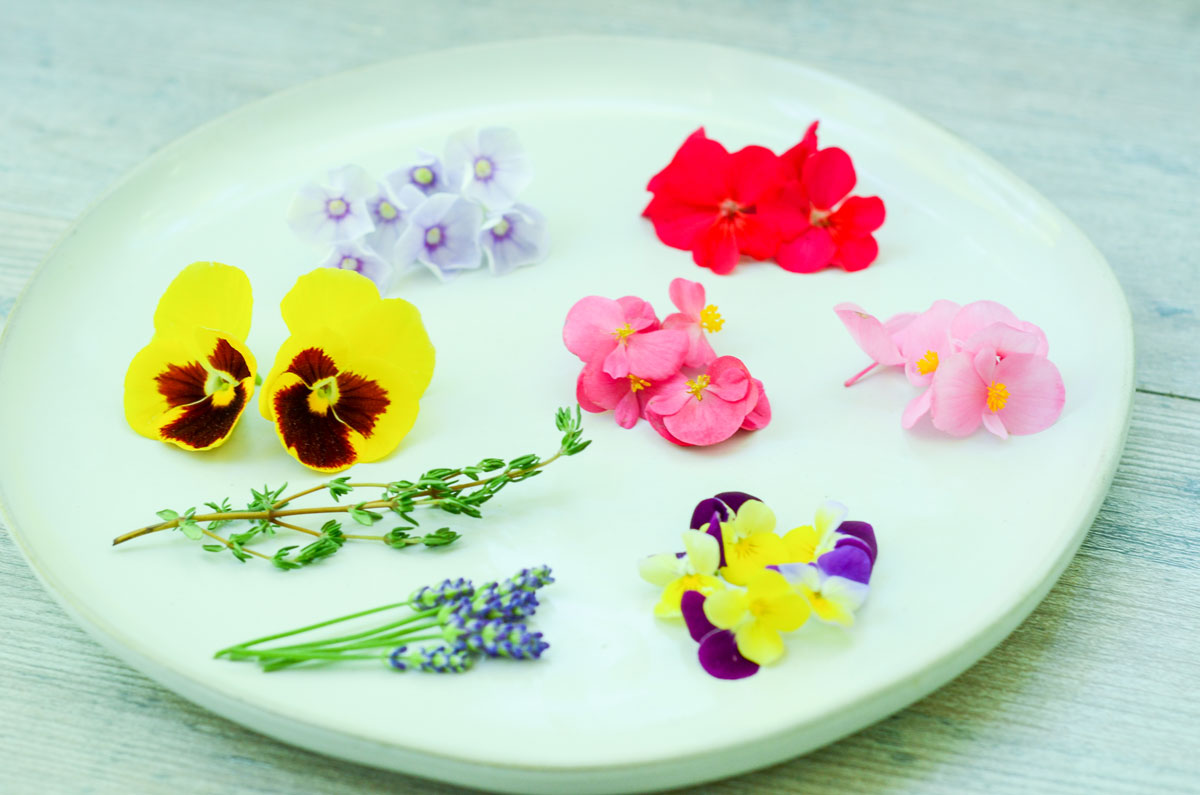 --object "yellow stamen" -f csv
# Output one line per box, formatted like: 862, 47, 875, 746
474, 158, 493, 179
413, 166, 434, 185
492, 218, 511, 237
700, 304, 724, 333
611, 323, 636, 340
378, 201, 397, 220
686, 374, 711, 400
987, 382, 1010, 413
425, 227, 442, 246
326, 198, 347, 217
916, 349, 939, 375
628, 375, 650, 393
